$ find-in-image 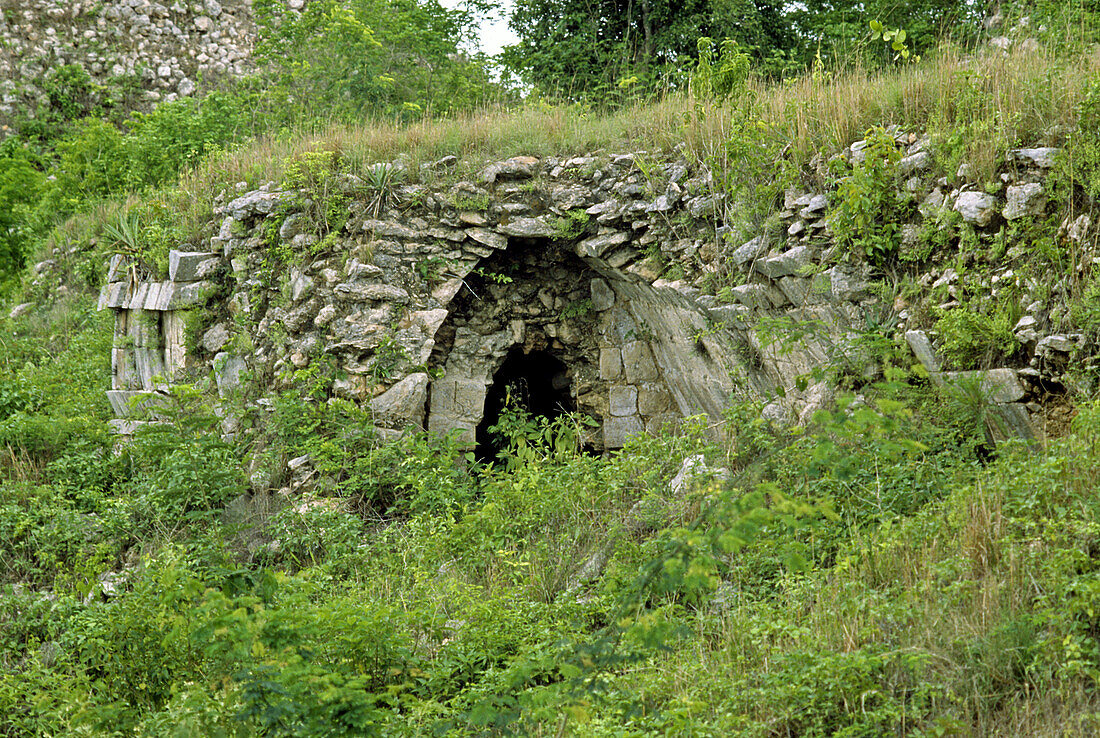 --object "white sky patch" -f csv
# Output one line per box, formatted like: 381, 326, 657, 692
442, 0, 519, 56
